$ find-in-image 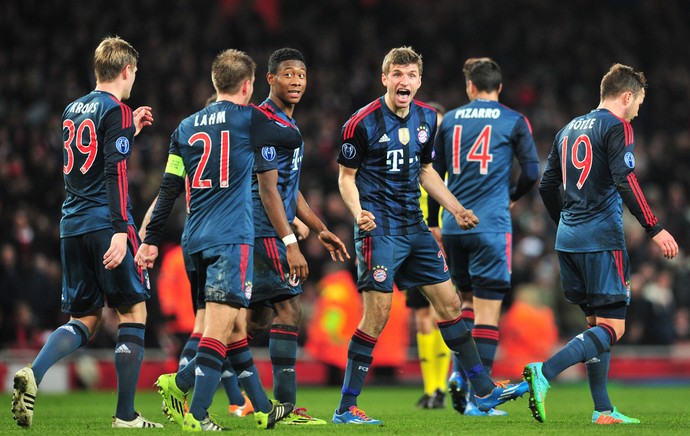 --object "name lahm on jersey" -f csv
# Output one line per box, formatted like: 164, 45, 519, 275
194, 111, 226, 126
